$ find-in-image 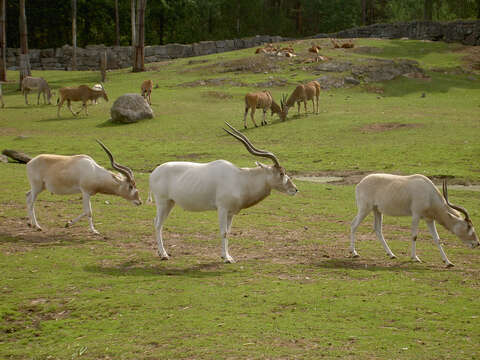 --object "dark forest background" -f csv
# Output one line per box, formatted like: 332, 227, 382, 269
5, 0, 480, 49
